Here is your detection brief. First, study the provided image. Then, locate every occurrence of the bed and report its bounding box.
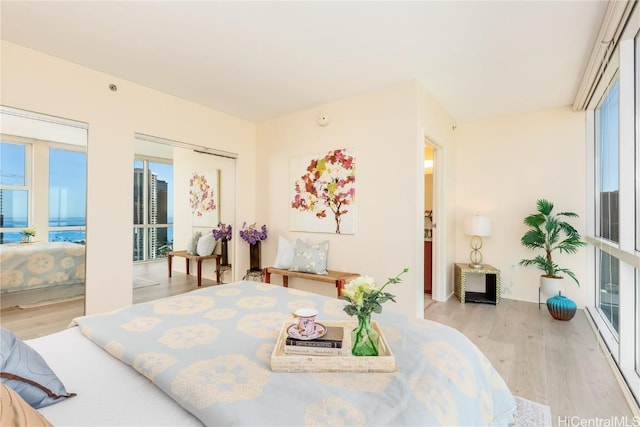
[25,281,516,426]
[0,241,85,308]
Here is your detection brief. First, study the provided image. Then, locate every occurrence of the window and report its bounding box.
[585,9,640,403]
[636,269,640,377]
[637,33,640,252]
[133,158,173,261]
[597,249,620,334]
[596,78,620,243]
[0,141,30,243]
[49,147,87,243]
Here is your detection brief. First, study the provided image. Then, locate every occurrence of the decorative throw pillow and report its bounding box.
[273,236,307,270]
[0,328,76,409]
[187,231,202,255]
[0,383,54,427]
[290,239,329,275]
[196,232,216,256]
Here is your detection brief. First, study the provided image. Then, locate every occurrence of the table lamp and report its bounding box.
[464,215,491,268]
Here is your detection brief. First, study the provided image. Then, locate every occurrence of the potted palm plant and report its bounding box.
[519,199,586,299]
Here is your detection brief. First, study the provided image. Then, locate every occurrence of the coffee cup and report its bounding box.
[292,308,318,337]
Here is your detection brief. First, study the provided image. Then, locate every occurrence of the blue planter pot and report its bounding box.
[546,293,577,321]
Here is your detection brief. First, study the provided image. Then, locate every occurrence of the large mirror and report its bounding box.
[0,107,87,337]
[132,135,237,304]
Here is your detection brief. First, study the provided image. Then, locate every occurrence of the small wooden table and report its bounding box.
[264,267,359,297]
[167,250,222,287]
[454,263,501,305]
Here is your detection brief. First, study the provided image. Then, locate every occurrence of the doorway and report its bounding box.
[423,144,434,296]
[423,138,439,309]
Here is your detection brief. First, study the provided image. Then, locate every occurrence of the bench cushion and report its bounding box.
[267,267,359,284]
[290,239,329,275]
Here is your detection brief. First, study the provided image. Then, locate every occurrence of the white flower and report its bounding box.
[21,228,36,236]
[343,276,377,308]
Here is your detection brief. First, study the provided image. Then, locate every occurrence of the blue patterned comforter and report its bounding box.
[74,281,516,426]
[0,242,85,293]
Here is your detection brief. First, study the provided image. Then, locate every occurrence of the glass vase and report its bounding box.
[351,314,379,356]
[249,241,261,271]
[220,240,229,265]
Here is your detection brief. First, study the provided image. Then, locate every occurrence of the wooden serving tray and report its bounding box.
[270,320,396,373]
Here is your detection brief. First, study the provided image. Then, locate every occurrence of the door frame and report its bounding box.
[424,136,446,303]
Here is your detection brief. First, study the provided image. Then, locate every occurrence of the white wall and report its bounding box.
[1,41,256,314]
[256,81,432,317]
[454,107,588,306]
[2,40,588,314]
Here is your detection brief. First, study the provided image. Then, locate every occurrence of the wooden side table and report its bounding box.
[454,263,501,305]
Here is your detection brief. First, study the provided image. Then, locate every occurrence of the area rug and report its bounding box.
[510,396,552,427]
[133,276,160,289]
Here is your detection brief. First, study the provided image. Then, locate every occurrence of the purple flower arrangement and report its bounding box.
[212,223,233,241]
[239,222,268,245]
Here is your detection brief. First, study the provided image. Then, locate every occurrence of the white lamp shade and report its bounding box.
[464,215,491,237]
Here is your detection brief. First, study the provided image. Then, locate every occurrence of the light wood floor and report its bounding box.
[424,297,637,424]
[0,260,219,340]
[1,264,636,424]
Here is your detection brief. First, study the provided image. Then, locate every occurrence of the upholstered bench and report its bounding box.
[263,267,359,297]
[167,250,222,287]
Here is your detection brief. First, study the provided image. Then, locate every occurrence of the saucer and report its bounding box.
[286,322,327,340]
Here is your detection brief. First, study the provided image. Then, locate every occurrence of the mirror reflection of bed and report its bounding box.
[0,111,237,340]
[0,107,88,338]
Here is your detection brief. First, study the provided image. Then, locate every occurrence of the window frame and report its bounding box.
[48,142,87,243]
[594,74,620,243]
[0,136,87,244]
[0,137,33,240]
[133,155,173,262]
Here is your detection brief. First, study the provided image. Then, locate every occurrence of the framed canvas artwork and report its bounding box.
[189,170,219,227]
[290,148,356,234]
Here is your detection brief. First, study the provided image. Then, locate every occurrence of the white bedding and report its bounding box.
[28,327,202,427]
[25,281,516,426]
[0,242,85,293]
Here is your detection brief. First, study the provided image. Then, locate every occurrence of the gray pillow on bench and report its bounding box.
[290,239,329,275]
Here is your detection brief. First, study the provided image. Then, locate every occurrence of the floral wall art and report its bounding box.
[290,148,356,234]
[189,170,219,227]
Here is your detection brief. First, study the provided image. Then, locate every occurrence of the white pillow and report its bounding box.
[273,236,307,269]
[196,233,216,256]
[187,232,202,255]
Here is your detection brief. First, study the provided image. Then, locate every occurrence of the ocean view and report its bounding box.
[1,217,173,245]
[1,217,86,243]
[0,217,173,247]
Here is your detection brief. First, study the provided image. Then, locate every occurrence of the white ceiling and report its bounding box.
[1,1,607,124]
